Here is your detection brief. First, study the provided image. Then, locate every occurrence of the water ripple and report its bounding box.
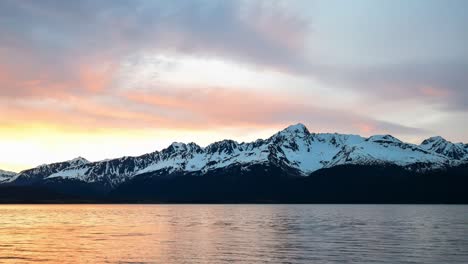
[0,204,467,263]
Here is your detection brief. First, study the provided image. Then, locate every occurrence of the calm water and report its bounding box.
[0,205,467,263]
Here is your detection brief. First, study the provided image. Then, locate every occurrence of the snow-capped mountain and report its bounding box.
[0,169,17,183]
[10,157,89,184]
[420,136,468,161]
[325,134,453,170]
[4,124,467,190]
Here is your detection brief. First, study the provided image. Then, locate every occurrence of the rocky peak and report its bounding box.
[168,142,186,150]
[421,136,447,146]
[366,134,402,144]
[186,142,203,153]
[160,142,191,159]
[206,140,239,154]
[278,123,310,136]
[420,136,467,160]
[271,124,310,145]
[163,142,203,154]
[68,157,90,166]
[0,169,17,183]
[0,169,17,176]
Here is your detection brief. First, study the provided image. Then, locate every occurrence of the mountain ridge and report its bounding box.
[0,169,17,183]
[3,123,467,194]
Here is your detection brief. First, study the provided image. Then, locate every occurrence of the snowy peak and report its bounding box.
[206,140,239,155]
[68,157,90,166]
[327,137,449,170]
[420,136,468,161]
[29,156,88,171]
[270,124,311,150]
[10,157,92,184]
[421,136,446,144]
[0,169,16,176]
[168,142,186,150]
[311,133,365,146]
[0,169,17,183]
[367,135,402,144]
[164,142,202,153]
[276,123,310,137]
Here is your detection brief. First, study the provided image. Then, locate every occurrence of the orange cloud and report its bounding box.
[122,86,426,136]
[77,57,119,93]
[0,45,118,99]
[1,74,427,142]
[355,122,377,134]
[419,86,450,98]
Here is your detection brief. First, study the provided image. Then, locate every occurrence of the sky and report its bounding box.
[1,0,467,172]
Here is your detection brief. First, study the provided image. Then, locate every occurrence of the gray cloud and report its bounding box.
[0,0,310,97]
[2,0,465,113]
[309,61,468,111]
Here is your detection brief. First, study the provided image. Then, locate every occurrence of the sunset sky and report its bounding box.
[1,0,467,172]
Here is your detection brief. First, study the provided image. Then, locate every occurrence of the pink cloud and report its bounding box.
[419,86,450,98]
[122,87,427,135]
[0,83,426,137]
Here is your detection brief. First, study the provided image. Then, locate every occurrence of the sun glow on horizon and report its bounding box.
[0,125,281,172]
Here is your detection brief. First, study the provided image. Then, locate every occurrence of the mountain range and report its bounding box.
[1,124,467,203]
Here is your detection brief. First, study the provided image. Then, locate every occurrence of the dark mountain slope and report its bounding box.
[108,164,468,204]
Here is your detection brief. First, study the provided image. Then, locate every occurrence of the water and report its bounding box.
[0,205,467,263]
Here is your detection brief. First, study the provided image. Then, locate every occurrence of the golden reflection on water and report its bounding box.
[0,205,167,263]
[0,204,467,263]
[0,205,278,263]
